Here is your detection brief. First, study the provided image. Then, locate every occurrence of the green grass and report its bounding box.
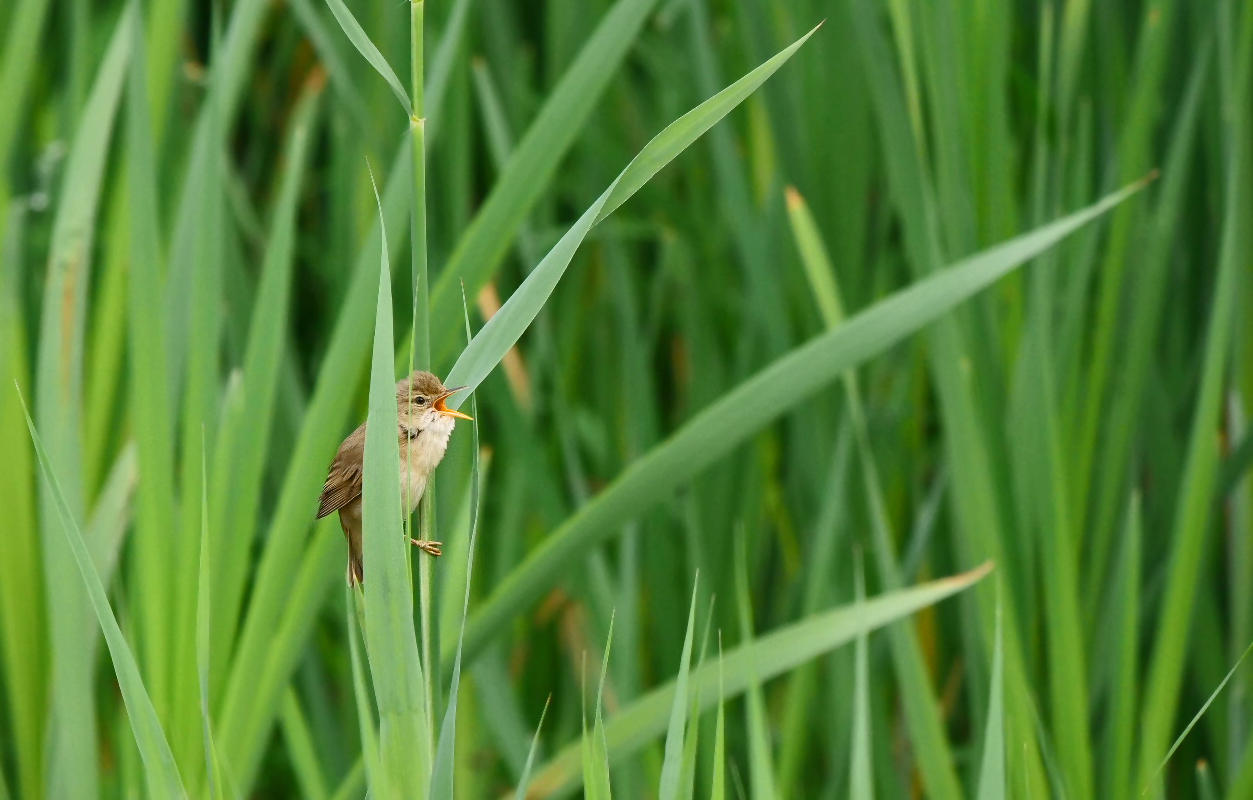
[0,0,1250,798]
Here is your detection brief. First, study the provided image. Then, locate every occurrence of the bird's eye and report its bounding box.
[415,396,427,406]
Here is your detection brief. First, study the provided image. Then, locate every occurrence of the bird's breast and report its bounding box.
[401,466,428,514]
[397,417,455,513]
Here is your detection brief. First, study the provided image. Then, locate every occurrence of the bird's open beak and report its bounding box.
[434,386,473,420]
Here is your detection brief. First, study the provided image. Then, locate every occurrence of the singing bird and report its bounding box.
[316,371,472,586]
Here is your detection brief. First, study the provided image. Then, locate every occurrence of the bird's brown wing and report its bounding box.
[317,423,366,519]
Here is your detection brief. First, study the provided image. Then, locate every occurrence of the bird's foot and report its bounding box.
[411,539,443,557]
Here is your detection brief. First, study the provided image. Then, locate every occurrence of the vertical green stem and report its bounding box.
[410,0,429,363]
[409,0,437,765]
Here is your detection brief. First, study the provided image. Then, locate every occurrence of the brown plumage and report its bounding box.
[316,371,471,586]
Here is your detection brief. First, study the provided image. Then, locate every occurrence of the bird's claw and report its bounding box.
[411,538,442,557]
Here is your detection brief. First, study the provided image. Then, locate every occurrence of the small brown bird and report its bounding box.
[316,371,472,586]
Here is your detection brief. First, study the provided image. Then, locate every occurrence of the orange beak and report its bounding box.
[434,387,473,420]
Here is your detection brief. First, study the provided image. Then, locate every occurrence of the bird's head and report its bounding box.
[397,370,472,433]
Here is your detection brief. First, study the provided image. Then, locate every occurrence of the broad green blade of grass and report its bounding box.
[327,759,366,800]
[216,140,410,791]
[197,435,219,799]
[786,187,846,328]
[437,452,491,640]
[207,77,322,700]
[281,689,328,800]
[322,0,412,118]
[419,0,659,369]
[443,24,818,399]
[514,696,552,800]
[142,0,188,150]
[0,0,50,176]
[1219,425,1253,504]
[1234,8,1253,768]
[0,204,44,800]
[32,10,131,797]
[774,425,853,797]
[17,391,187,798]
[360,168,430,798]
[1189,587,1227,772]
[786,185,963,800]
[455,177,1147,668]
[1082,45,1209,612]
[202,391,245,707]
[1055,0,1093,122]
[1233,398,1253,765]
[474,648,536,782]
[1098,495,1142,800]
[82,448,136,617]
[710,636,726,800]
[221,529,342,790]
[1135,37,1249,782]
[161,111,211,401]
[1011,297,1092,800]
[1071,0,1182,520]
[678,607,713,800]
[348,589,382,792]
[162,0,272,398]
[581,659,595,799]
[518,563,992,798]
[170,10,229,780]
[850,560,872,800]
[423,0,473,142]
[1196,761,1218,800]
[587,616,616,800]
[409,0,436,740]
[468,61,528,234]
[658,577,700,800]
[1012,28,1093,792]
[82,187,129,496]
[1232,727,1253,798]
[430,390,481,800]
[976,600,1005,800]
[735,537,777,800]
[1054,99,1100,394]
[124,0,181,735]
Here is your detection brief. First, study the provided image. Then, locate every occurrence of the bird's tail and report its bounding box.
[343,516,364,587]
[347,555,364,587]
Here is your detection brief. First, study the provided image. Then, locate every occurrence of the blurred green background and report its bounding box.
[0,0,1250,797]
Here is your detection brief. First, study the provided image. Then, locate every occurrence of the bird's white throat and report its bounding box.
[400,414,456,513]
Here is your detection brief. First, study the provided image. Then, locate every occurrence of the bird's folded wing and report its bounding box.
[316,423,366,518]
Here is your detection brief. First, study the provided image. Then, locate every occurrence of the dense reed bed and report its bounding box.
[0,0,1250,797]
